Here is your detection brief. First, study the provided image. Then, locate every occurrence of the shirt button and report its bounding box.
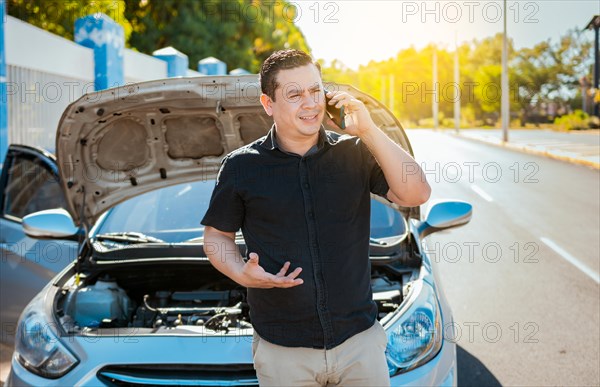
[303,183,309,188]
[308,212,314,218]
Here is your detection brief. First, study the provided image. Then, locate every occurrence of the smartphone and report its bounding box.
[324,89,346,129]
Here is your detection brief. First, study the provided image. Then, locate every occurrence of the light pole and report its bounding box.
[454,31,460,133]
[433,46,439,129]
[0,0,7,164]
[501,0,509,142]
[584,15,600,118]
[389,74,395,115]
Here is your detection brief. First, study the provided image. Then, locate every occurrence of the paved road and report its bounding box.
[407,129,600,386]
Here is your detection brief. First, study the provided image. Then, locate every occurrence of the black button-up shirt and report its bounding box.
[201,125,390,349]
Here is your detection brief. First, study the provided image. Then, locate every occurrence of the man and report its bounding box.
[201,49,431,386]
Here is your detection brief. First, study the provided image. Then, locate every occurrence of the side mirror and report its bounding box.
[418,200,472,238]
[23,208,80,240]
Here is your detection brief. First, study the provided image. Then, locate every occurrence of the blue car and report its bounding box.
[0,145,78,344]
[3,75,472,386]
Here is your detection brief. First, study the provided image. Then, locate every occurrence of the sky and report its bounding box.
[293,0,600,69]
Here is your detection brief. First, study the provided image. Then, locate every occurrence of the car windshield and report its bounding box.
[96,180,405,243]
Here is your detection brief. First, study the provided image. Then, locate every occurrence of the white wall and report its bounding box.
[6,16,170,87]
[124,48,167,83]
[5,16,94,81]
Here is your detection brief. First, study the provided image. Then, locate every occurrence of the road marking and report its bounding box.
[470,184,493,202]
[540,237,600,284]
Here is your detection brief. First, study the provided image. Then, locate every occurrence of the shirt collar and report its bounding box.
[259,124,335,152]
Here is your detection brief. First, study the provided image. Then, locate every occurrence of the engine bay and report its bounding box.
[56,262,413,335]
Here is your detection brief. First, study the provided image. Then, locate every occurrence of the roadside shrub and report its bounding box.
[554,110,591,131]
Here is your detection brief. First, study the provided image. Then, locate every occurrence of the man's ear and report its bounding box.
[260,94,273,116]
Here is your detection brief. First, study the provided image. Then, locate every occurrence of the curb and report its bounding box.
[445,131,600,170]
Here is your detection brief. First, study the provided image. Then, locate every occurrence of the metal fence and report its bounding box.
[6,65,90,152]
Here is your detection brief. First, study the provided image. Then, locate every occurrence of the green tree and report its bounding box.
[8,0,133,42]
[512,28,593,121]
[123,0,311,73]
[459,33,519,123]
[8,0,310,73]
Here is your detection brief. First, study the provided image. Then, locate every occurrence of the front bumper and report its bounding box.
[6,334,456,386]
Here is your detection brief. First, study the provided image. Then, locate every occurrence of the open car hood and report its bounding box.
[56,75,413,226]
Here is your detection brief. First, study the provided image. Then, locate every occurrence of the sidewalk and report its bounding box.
[440,128,600,169]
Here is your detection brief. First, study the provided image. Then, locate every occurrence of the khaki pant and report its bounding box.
[252,321,391,387]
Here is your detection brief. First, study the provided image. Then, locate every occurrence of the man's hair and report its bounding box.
[259,49,321,101]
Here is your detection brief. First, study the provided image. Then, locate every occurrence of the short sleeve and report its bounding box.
[200,154,245,232]
[357,139,390,199]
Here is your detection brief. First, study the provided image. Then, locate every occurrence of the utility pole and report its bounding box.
[389,74,395,114]
[584,16,600,118]
[501,0,509,142]
[0,0,7,164]
[381,75,387,108]
[454,31,460,133]
[595,23,600,118]
[433,46,439,130]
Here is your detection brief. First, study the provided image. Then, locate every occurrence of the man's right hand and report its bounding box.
[238,252,304,289]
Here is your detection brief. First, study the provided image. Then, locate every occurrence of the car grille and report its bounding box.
[97,364,258,386]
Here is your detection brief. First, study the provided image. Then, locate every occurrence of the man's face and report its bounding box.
[261,64,326,140]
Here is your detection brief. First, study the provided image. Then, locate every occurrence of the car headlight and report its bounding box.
[15,294,79,378]
[384,279,442,376]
